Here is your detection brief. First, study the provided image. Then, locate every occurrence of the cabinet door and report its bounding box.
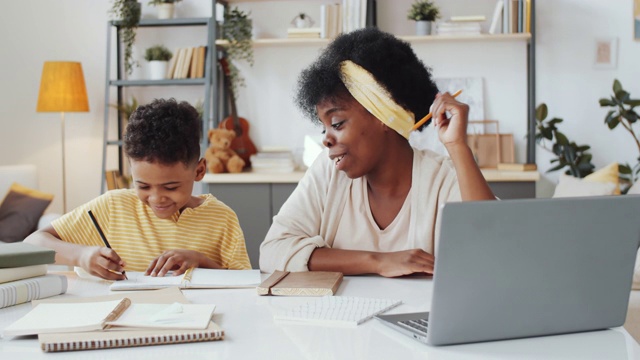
[271,183,299,216]
[208,183,271,269]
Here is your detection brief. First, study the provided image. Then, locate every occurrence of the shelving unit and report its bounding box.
[100,15,216,193]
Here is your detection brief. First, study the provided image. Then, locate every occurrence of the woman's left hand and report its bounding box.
[145,249,206,277]
[431,92,470,147]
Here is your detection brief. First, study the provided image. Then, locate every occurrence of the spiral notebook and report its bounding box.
[32,287,224,352]
[110,268,261,291]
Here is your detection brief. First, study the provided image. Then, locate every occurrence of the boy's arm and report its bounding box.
[24,225,126,280]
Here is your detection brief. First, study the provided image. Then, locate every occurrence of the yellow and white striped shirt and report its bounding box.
[52,189,251,271]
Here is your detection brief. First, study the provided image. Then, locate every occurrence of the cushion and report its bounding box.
[552,173,617,198]
[583,162,620,195]
[0,183,53,243]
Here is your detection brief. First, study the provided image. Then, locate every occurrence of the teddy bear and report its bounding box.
[204,129,245,174]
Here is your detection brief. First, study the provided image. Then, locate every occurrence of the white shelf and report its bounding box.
[216,33,530,47]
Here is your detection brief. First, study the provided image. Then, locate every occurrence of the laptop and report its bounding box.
[376,195,640,346]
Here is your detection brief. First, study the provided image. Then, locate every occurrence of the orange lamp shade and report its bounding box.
[36,61,89,112]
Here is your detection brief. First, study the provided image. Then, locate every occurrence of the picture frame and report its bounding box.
[594,37,618,69]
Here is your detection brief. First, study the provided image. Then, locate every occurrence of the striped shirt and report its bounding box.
[52,189,251,271]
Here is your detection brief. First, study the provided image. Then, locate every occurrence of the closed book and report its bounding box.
[0,274,67,309]
[0,242,55,268]
[0,264,47,284]
[257,270,343,296]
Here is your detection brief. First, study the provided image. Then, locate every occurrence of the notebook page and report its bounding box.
[2,300,124,336]
[110,271,184,291]
[106,303,216,330]
[189,269,261,288]
[274,296,402,327]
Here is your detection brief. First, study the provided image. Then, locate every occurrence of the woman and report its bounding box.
[259,27,494,277]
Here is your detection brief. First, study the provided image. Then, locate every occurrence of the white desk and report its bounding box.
[1,272,638,359]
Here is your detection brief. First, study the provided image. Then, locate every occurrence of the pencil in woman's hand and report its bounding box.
[411,89,463,131]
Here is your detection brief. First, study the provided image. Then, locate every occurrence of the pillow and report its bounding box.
[0,183,53,243]
[583,162,620,195]
[552,173,617,198]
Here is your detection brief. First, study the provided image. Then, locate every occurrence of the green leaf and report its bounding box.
[604,110,616,125]
[576,145,591,152]
[607,116,620,129]
[541,127,553,140]
[619,165,632,174]
[615,90,630,102]
[623,110,639,123]
[547,163,565,172]
[535,103,548,121]
[599,98,616,107]
[623,99,640,107]
[613,79,622,94]
[548,117,563,125]
[555,131,569,145]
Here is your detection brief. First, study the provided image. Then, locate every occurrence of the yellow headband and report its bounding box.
[339,60,415,139]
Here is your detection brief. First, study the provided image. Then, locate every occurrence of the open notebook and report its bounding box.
[26,287,224,352]
[110,268,261,291]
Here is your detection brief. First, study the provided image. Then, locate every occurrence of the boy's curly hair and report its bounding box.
[295,27,438,129]
[124,98,201,166]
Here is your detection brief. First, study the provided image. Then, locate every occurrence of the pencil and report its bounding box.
[411,89,463,131]
[87,210,127,279]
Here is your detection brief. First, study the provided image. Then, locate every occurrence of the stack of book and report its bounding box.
[250,149,296,173]
[0,242,67,309]
[287,27,322,39]
[436,16,485,36]
[165,46,207,79]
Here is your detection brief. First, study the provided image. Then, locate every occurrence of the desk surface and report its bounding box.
[1,272,636,359]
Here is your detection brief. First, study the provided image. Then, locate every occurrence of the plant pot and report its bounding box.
[415,21,432,36]
[157,3,175,19]
[148,61,168,80]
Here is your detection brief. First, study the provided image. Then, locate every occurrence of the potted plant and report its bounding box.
[407,0,441,36]
[111,0,141,75]
[291,13,314,28]
[222,7,254,100]
[144,45,172,80]
[148,0,182,19]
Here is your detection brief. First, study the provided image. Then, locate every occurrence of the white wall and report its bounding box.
[1,0,638,214]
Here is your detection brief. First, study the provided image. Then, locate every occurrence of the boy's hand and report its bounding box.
[145,249,223,277]
[78,246,127,280]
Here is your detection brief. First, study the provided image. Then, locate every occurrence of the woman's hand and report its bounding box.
[145,250,222,277]
[431,92,470,148]
[374,249,435,278]
[78,246,127,280]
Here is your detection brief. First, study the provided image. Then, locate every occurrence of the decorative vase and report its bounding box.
[148,61,167,80]
[157,3,175,19]
[415,20,432,36]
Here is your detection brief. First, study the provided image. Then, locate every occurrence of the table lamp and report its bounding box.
[36,61,89,213]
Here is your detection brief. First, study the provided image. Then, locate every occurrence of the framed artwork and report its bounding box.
[434,77,485,121]
[594,37,618,69]
[636,0,640,40]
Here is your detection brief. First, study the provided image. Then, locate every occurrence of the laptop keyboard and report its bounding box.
[398,318,429,335]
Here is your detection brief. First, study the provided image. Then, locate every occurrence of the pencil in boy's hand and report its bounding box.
[87,210,127,279]
[411,89,463,131]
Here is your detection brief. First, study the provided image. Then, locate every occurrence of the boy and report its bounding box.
[25,98,251,280]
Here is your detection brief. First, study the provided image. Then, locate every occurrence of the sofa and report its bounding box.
[0,164,59,243]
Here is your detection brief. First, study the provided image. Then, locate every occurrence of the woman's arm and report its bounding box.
[308,248,435,277]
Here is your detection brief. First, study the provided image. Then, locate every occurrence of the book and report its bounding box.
[172,48,185,79]
[189,46,199,78]
[165,48,179,79]
[33,287,224,352]
[3,298,131,336]
[0,264,47,284]
[489,0,504,34]
[0,242,55,268]
[196,46,206,78]
[274,296,402,326]
[0,274,67,309]
[450,15,486,22]
[110,268,261,291]
[497,163,537,171]
[257,270,343,296]
[180,47,194,78]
